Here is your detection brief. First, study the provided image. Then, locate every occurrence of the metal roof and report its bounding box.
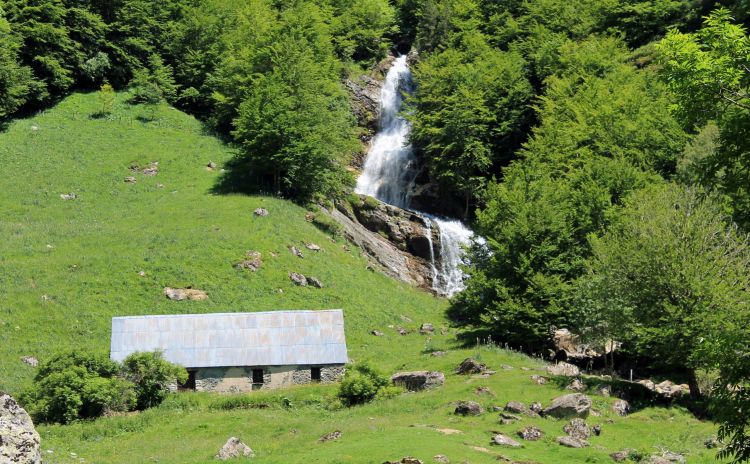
[110,310,348,368]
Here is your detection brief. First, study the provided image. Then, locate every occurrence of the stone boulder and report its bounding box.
[20,357,38,367]
[518,426,543,441]
[289,246,304,258]
[567,378,586,392]
[307,277,324,289]
[288,272,307,286]
[612,399,630,417]
[317,430,342,443]
[391,371,445,391]
[529,402,543,414]
[253,208,269,217]
[654,381,690,398]
[454,401,483,416]
[542,394,592,419]
[563,418,591,440]
[557,436,589,448]
[456,358,487,375]
[504,401,526,414]
[163,287,208,301]
[530,375,548,385]
[611,449,636,462]
[546,362,581,377]
[215,437,254,460]
[235,251,262,272]
[419,323,434,334]
[0,392,40,464]
[383,458,423,464]
[491,434,521,447]
[433,455,449,464]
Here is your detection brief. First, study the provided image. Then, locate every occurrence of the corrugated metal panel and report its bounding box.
[110,310,348,368]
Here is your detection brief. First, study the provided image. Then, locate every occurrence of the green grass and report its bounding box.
[0,92,724,463]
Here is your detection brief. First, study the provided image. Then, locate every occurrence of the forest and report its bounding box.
[2,0,750,461]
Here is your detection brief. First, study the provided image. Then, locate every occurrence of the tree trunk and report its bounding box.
[687,368,701,399]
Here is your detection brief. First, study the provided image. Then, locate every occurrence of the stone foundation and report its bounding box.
[190,364,345,393]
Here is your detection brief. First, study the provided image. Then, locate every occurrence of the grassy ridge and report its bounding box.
[0,92,722,463]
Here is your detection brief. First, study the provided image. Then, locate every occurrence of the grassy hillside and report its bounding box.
[0,92,447,394]
[0,92,723,463]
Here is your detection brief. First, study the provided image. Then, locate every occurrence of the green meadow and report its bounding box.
[0,93,723,463]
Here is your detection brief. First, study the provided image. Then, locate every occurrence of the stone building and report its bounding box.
[110,310,348,392]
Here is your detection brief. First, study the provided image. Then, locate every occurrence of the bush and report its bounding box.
[22,352,135,424]
[121,351,187,410]
[312,213,344,238]
[337,362,390,406]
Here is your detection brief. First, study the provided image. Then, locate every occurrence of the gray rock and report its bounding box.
[307,276,324,288]
[531,375,548,385]
[454,401,483,416]
[475,386,493,396]
[20,357,38,367]
[305,243,322,251]
[317,430,342,442]
[215,437,254,460]
[546,362,581,377]
[371,330,384,337]
[518,426,543,441]
[612,399,630,416]
[382,458,423,464]
[654,381,690,398]
[124,176,136,183]
[491,434,521,447]
[235,251,262,272]
[433,455,449,464]
[543,394,592,419]
[456,358,487,375]
[60,193,77,200]
[530,402,543,414]
[253,208,269,217]
[419,323,434,334]
[567,378,586,392]
[644,453,685,464]
[563,418,590,440]
[207,161,217,170]
[504,401,526,414]
[499,412,521,424]
[288,272,307,286]
[430,351,447,357]
[163,287,208,301]
[610,449,636,462]
[0,392,41,464]
[391,371,445,391]
[557,436,589,448]
[289,246,304,258]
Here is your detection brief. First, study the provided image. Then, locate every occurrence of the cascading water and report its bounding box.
[355,55,475,297]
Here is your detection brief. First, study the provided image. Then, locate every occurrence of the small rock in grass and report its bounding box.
[491,434,521,448]
[568,378,586,392]
[529,402,543,414]
[124,176,136,183]
[156,183,164,189]
[289,246,304,258]
[215,437,253,460]
[419,323,434,334]
[530,375,548,385]
[433,455,449,464]
[557,436,589,448]
[163,287,208,301]
[504,401,526,414]
[518,426,544,441]
[206,161,217,170]
[610,449,636,462]
[20,356,38,367]
[396,327,408,335]
[30,125,39,131]
[371,330,384,336]
[382,458,423,464]
[60,193,77,200]
[430,351,447,357]
[592,424,602,436]
[305,243,322,251]
[563,418,591,440]
[543,394,592,419]
[612,399,630,416]
[400,315,413,323]
[547,362,580,377]
[253,208,269,217]
[307,276,324,288]
[475,386,494,396]
[454,401,483,416]
[456,358,487,375]
[288,272,307,286]
[392,371,445,391]
[317,430,342,443]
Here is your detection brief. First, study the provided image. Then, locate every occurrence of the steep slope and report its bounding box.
[0,92,447,394]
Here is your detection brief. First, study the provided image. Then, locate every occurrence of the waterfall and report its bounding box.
[355,55,476,297]
[355,56,417,209]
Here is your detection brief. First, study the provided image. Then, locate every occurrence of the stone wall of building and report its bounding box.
[192,364,345,392]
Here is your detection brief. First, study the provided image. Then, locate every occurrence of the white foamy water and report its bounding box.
[355,55,475,297]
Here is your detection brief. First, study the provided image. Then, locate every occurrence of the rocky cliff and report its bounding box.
[330,194,439,291]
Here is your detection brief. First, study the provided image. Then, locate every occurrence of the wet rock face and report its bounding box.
[329,198,439,292]
[0,392,41,464]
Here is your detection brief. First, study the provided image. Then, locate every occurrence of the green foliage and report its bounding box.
[96,81,115,114]
[121,351,187,410]
[658,9,750,229]
[22,352,134,424]
[81,51,111,84]
[338,362,390,406]
[128,54,177,105]
[329,0,396,62]
[0,13,38,118]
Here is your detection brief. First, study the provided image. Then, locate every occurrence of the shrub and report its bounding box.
[312,213,343,238]
[121,351,187,410]
[22,352,135,424]
[337,362,390,406]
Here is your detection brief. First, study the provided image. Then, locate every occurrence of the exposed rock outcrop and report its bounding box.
[454,401,483,416]
[391,371,445,391]
[328,201,437,291]
[215,437,254,460]
[0,392,41,464]
[542,394,592,419]
[163,287,208,301]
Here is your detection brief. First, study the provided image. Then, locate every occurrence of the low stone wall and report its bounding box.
[192,364,344,393]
